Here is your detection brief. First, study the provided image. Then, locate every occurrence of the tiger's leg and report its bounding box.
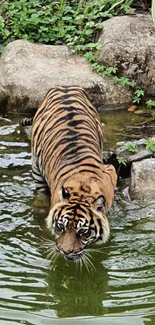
[32,162,50,211]
[32,159,48,192]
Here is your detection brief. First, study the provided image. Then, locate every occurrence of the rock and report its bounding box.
[130,158,155,200]
[0,40,132,113]
[116,139,153,163]
[98,14,155,95]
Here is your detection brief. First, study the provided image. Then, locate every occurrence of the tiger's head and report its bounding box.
[46,168,117,262]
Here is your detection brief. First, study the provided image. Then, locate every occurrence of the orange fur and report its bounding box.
[31,86,117,261]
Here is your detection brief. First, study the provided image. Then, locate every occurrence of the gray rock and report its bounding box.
[127,149,152,163]
[98,14,155,95]
[130,158,155,200]
[116,139,153,163]
[0,40,132,113]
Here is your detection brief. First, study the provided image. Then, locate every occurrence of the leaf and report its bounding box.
[152,0,155,26]
[127,143,139,153]
[61,282,68,289]
[104,66,117,75]
[133,109,144,115]
[85,42,98,48]
[84,28,93,35]
[95,22,103,29]
[118,77,130,86]
[0,15,5,28]
[146,99,155,109]
[86,21,95,28]
[134,89,145,97]
[4,29,10,37]
[39,26,49,31]
[128,105,137,112]
[117,156,127,166]
[146,139,155,152]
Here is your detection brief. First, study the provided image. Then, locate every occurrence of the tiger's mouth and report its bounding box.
[55,245,83,261]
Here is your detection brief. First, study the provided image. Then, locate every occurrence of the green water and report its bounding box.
[0,112,155,325]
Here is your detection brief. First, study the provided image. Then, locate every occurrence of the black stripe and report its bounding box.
[55,167,100,183]
[68,120,81,127]
[76,213,85,219]
[53,154,102,178]
[33,115,66,145]
[97,219,103,235]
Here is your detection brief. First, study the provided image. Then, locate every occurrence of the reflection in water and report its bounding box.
[0,115,155,325]
[46,253,109,318]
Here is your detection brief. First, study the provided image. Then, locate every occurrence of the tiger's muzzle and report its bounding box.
[56,228,83,261]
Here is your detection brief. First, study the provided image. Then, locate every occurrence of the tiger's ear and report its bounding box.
[105,164,117,188]
[93,196,105,214]
[101,164,117,210]
[60,186,70,201]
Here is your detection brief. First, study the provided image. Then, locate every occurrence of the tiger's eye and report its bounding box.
[85,229,91,238]
[78,228,90,238]
[55,223,64,234]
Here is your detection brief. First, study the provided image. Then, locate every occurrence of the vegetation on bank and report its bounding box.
[0,0,135,52]
[0,0,154,107]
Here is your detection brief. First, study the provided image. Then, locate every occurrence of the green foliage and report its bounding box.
[146,99,155,109]
[145,139,155,152]
[0,0,134,52]
[132,89,145,104]
[84,50,118,76]
[4,0,155,109]
[114,76,136,87]
[104,66,117,76]
[127,143,139,153]
[117,156,127,166]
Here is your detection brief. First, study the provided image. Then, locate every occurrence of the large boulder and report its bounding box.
[130,158,155,200]
[0,40,132,113]
[98,14,155,95]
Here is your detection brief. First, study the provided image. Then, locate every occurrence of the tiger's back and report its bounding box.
[32,86,104,202]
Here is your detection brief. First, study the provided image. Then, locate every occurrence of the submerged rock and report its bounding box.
[0,40,132,113]
[98,14,155,96]
[130,158,155,200]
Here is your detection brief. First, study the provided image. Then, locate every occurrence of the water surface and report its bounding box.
[0,112,155,325]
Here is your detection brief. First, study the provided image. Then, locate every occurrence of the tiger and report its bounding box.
[30,86,117,262]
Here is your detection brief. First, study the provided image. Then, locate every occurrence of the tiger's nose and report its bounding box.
[56,246,73,256]
[56,247,74,260]
[64,249,74,255]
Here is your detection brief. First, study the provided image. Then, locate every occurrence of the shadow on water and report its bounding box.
[0,111,155,325]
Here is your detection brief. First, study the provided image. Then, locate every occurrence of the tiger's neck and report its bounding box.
[50,169,103,206]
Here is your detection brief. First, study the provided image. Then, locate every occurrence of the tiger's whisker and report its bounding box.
[79,256,83,273]
[45,246,58,260]
[46,250,56,260]
[83,252,95,273]
[86,248,103,254]
[82,254,91,273]
[45,248,55,257]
